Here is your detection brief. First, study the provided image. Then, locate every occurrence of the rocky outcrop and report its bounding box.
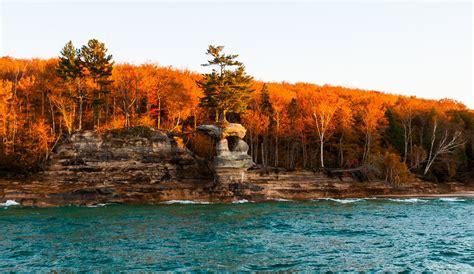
[197,123,253,187]
[0,126,473,207]
[48,127,212,183]
[197,123,252,169]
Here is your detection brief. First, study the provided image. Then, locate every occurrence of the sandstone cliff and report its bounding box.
[0,127,472,207]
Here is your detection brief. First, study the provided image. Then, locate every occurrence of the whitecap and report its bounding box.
[315,198,363,204]
[271,198,293,202]
[1,200,20,207]
[86,203,108,208]
[388,198,428,203]
[232,199,250,204]
[162,200,211,205]
[438,198,465,202]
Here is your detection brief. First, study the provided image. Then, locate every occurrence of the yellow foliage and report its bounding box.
[375,152,413,186]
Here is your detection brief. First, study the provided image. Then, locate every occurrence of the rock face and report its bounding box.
[197,123,252,169]
[1,126,473,207]
[197,123,253,185]
[49,128,211,182]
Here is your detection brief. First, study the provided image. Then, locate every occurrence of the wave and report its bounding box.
[315,198,364,204]
[232,199,251,204]
[388,198,429,203]
[438,198,465,202]
[270,198,293,202]
[1,200,20,207]
[85,203,109,208]
[162,200,211,205]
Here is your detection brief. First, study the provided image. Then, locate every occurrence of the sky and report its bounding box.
[1,1,473,108]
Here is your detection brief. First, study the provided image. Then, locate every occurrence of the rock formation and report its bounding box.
[1,125,473,207]
[197,123,253,186]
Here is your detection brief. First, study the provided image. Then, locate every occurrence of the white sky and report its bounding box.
[1,1,473,108]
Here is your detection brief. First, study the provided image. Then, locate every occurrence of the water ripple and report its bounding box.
[0,199,473,271]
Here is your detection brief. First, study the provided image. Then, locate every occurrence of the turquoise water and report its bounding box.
[1,198,473,271]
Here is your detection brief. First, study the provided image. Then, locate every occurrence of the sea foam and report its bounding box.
[271,198,293,202]
[315,198,364,204]
[232,199,250,204]
[85,203,109,208]
[162,200,211,205]
[388,198,428,203]
[438,198,465,202]
[0,200,20,207]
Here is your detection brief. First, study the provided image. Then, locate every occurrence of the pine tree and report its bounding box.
[57,41,85,130]
[260,84,274,118]
[80,39,114,127]
[385,108,404,154]
[198,45,253,122]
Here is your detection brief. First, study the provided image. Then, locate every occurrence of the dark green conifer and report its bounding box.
[57,40,85,130]
[198,45,253,122]
[80,39,114,127]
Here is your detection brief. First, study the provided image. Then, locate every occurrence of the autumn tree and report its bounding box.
[360,96,387,163]
[112,64,138,128]
[286,98,300,169]
[299,88,340,168]
[393,97,415,164]
[423,114,465,175]
[0,80,17,155]
[269,85,292,167]
[259,84,274,167]
[198,45,253,122]
[333,99,354,168]
[50,94,76,135]
[1,54,473,181]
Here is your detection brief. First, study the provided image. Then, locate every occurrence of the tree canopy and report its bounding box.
[0,41,472,184]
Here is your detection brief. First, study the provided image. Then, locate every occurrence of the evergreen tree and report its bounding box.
[80,39,114,85]
[385,108,405,154]
[80,39,114,127]
[57,41,85,130]
[198,45,253,122]
[260,84,274,118]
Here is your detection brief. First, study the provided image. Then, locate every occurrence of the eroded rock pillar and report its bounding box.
[197,123,253,186]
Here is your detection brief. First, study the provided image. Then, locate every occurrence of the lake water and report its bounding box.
[1,198,473,271]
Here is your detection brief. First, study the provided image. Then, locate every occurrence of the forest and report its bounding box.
[0,39,473,184]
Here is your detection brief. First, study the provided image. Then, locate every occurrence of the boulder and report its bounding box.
[196,125,222,139]
[222,123,246,139]
[197,123,246,139]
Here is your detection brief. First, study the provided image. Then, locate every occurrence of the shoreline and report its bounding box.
[373,192,474,199]
[2,130,471,208]
[1,188,473,208]
[1,169,473,207]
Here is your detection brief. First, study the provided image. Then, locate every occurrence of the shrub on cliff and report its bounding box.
[371,152,413,186]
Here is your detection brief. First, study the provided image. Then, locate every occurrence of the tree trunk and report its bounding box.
[113,96,116,123]
[78,94,83,131]
[424,119,437,175]
[157,97,161,129]
[338,134,344,168]
[47,94,56,135]
[403,124,408,163]
[320,138,325,168]
[275,130,279,167]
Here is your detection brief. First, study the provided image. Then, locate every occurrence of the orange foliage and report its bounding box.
[0,56,471,177]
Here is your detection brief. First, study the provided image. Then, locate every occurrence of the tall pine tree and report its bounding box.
[197,45,253,122]
[57,41,85,130]
[80,39,114,127]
